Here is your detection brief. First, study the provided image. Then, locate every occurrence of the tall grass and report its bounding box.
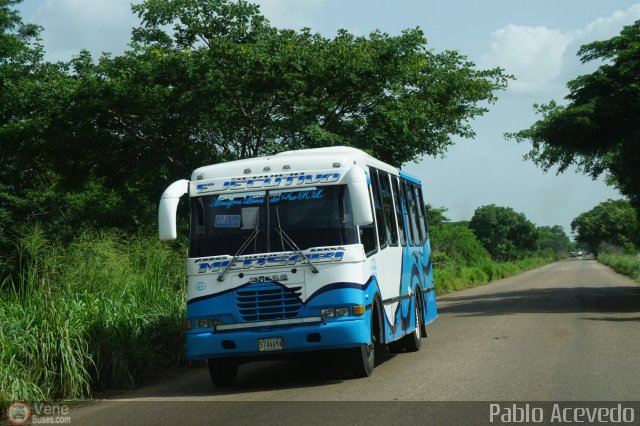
[598,253,640,282]
[434,256,554,294]
[0,227,186,403]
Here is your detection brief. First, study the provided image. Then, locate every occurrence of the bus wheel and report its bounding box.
[349,317,375,377]
[207,357,238,387]
[402,293,423,352]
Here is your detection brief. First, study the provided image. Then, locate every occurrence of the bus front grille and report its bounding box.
[235,284,303,322]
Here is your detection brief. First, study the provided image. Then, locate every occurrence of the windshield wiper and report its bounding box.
[217,227,260,282]
[274,207,319,274]
[276,226,319,273]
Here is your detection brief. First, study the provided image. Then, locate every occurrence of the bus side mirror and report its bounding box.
[158,179,189,240]
[346,166,374,226]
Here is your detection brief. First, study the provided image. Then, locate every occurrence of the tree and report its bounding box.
[429,221,490,267]
[468,204,537,261]
[507,20,640,218]
[130,0,511,166]
[571,199,639,254]
[425,204,449,227]
[0,0,76,244]
[0,0,511,243]
[536,225,570,258]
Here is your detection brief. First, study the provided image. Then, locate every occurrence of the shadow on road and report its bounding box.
[126,349,399,398]
[227,351,396,393]
[581,316,640,322]
[438,286,640,317]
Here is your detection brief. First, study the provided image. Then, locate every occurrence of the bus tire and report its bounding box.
[349,316,375,378]
[402,292,424,352]
[207,357,238,387]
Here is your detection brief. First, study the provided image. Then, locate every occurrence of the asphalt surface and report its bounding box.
[68,259,640,424]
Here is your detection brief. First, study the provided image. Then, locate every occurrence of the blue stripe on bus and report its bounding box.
[305,275,374,303]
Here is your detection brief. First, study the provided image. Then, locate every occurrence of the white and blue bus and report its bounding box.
[159,146,436,386]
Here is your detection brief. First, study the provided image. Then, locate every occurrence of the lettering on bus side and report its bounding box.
[196,251,345,273]
[222,172,341,191]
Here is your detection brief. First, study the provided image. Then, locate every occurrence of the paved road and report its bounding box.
[70,259,640,424]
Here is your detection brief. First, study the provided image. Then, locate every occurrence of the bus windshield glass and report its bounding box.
[189,185,358,257]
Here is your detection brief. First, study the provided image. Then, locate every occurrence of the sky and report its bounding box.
[16,0,640,237]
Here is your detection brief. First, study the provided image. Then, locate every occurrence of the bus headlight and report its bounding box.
[321,307,350,318]
[320,308,336,318]
[194,318,220,329]
[334,307,349,317]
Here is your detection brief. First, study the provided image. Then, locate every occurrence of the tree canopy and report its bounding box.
[507,19,640,218]
[425,204,450,227]
[468,204,538,261]
[429,221,491,267]
[128,0,511,166]
[536,225,570,257]
[0,0,510,244]
[571,199,639,254]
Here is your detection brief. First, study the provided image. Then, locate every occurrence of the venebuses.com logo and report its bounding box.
[6,402,30,425]
[5,401,71,424]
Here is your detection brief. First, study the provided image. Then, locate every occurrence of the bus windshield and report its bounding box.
[189,185,358,258]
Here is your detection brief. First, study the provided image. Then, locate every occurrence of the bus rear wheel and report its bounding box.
[207,357,239,387]
[402,293,424,352]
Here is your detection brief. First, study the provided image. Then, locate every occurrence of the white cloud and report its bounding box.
[581,3,640,42]
[481,3,640,95]
[480,25,573,93]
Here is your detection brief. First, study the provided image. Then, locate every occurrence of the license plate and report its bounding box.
[258,337,284,352]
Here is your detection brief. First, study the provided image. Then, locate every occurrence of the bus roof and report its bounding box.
[399,170,422,185]
[191,146,401,181]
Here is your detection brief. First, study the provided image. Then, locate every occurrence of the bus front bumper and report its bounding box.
[186,316,369,360]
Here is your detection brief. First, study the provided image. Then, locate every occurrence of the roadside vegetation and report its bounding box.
[0,228,186,404]
[568,199,640,283]
[428,206,566,294]
[598,254,640,282]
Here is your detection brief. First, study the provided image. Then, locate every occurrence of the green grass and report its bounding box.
[0,226,186,404]
[434,256,555,294]
[597,253,640,282]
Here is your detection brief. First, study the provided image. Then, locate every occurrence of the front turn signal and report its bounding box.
[353,305,365,316]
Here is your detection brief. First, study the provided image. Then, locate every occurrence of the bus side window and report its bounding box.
[416,187,428,244]
[371,168,388,249]
[409,184,423,244]
[391,177,406,246]
[379,171,398,246]
[402,180,415,246]
[360,169,378,256]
